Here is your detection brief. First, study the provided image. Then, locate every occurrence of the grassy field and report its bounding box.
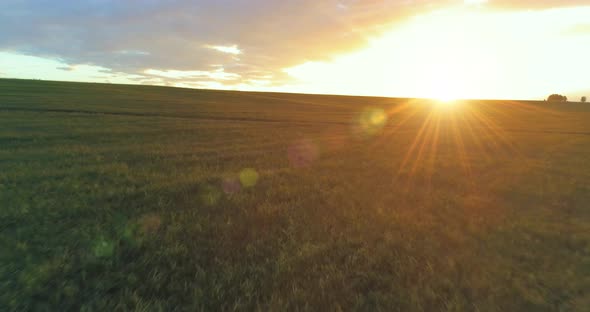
[1,78,590,311]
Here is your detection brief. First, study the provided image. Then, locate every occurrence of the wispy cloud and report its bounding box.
[206,45,242,55]
[144,68,240,81]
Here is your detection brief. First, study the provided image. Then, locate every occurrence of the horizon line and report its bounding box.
[0,77,574,103]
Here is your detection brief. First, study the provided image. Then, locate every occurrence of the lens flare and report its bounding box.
[288,138,320,168]
[239,168,259,188]
[222,177,241,194]
[354,107,388,138]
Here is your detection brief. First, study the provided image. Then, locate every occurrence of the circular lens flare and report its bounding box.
[239,168,259,188]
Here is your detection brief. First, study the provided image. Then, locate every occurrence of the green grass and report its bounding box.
[1,78,589,311]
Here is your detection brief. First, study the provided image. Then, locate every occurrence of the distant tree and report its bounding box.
[582,96,587,103]
[547,94,567,102]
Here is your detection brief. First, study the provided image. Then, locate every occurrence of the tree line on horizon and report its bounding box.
[546,94,588,103]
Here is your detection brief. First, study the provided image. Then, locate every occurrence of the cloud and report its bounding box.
[0,0,457,86]
[144,68,241,81]
[0,0,588,92]
[56,66,74,71]
[206,45,242,55]
[464,0,488,5]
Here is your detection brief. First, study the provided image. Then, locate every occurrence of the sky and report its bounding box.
[1,0,589,100]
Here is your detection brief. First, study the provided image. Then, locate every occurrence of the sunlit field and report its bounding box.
[1,79,590,311]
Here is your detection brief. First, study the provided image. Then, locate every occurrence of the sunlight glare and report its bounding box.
[283,6,590,100]
[436,96,457,104]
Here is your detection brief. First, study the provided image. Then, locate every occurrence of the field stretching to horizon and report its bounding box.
[1,78,589,311]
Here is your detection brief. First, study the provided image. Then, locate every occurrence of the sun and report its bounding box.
[430,88,460,107]
[436,95,457,103]
[433,96,459,110]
